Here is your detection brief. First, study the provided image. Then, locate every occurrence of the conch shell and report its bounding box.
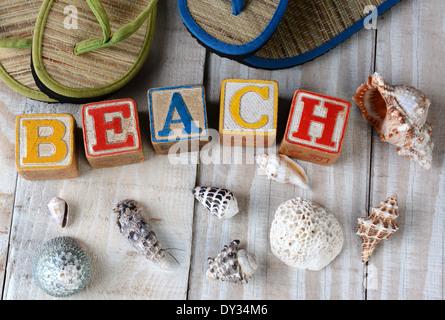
[193,187,239,220]
[47,196,69,228]
[353,73,433,169]
[113,199,169,268]
[206,240,258,284]
[356,194,400,263]
[256,153,309,189]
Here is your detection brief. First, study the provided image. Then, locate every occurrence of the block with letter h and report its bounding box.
[148,85,209,154]
[219,79,278,147]
[16,114,78,180]
[279,90,351,166]
[82,99,144,168]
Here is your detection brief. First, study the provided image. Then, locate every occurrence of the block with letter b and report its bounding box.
[219,79,278,147]
[15,114,78,180]
[148,85,209,154]
[279,90,351,166]
[82,99,144,168]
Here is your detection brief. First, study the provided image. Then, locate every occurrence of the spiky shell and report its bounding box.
[113,199,168,268]
[206,240,257,284]
[32,237,90,297]
[193,187,239,220]
[357,194,400,263]
[353,73,433,169]
[256,154,309,189]
[47,196,69,228]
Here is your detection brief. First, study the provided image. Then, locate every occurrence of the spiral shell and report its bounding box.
[256,154,309,189]
[113,199,169,268]
[193,187,239,220]
[353,73,433,169]
[32,237,90,297]
[47,197,69,228]
[357,194,400,263]
[206,240,257,284]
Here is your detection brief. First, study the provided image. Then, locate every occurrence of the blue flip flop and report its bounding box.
[179,0,402,70]
[243,0,402,69]
[178,0,289,58]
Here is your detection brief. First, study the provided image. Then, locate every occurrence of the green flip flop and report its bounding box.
[0,1,55,102]
[31,0,158,103]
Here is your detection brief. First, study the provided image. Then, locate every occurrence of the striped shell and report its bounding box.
[193,187,239,220]
[32,237,90,297]
[256,154,309,189]
[357,194,400,263]
[206,240,257,284]
[113,199,169,268]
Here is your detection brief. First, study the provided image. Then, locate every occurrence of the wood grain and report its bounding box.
[366,0,445,300]
[1,0,206,299]
[0,0,443,300]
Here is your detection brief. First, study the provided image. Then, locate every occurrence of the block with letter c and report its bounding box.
[219,79,278,147]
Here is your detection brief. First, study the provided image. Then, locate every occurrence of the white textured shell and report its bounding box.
[357,194,399,263]
[193,187,239,220]
[256,154,309,189]
[47,196,69,228]
[206,240,258,284]
[353,73,434,169]
[270,198,343,271]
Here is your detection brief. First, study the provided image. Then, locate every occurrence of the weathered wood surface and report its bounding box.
[0,0,443,300]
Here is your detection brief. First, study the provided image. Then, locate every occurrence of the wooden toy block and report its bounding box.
[148,85,209,154]
[219,79,278,147]
[82,99,144,168]
[279,90,351,166]
[15,114,78,180]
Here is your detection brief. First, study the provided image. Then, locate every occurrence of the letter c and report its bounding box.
[230,86,269,129]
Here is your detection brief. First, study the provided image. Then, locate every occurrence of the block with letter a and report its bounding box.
[82,99,144,168]
[279,90,351,166]
[219,79,278,147]
[148,85,209,154]
[15,114,78,180]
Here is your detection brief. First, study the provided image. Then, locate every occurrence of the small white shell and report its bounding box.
[47,197,69,228]
[256,153,309,189]
[193,187,239,220]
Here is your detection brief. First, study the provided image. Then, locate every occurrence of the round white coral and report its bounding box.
[270,198,344,271]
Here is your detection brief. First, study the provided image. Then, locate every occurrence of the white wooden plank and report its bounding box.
[2,0,206,299]
[188,22,377,299]
[367,0,445,300]
[0,86,28,294]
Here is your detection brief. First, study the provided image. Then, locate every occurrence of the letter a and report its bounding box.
[158,92,202,137]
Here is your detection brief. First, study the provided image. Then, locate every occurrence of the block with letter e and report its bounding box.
[82,99,144,168]
[15,114,78,180]
[148,85,209,154]
[279,90,351,166]
[219,79,278,147]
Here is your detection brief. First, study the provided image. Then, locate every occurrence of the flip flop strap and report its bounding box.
[0,38,32,48]
[74,0,158,55]
[231,0,245,15]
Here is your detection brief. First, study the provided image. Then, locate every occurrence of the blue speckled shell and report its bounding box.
[32,237,90,297]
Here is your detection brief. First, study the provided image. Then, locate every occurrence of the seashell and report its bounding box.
[256,153,309,189]
[270,198,343,271]
[206,240,257,284]
[356,194,400,263]
[32,237,90,297]
[47,196,69,228]
[193,187,239,220]
[353,73,434,169]
[113,199,169,268]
